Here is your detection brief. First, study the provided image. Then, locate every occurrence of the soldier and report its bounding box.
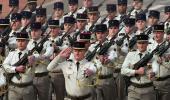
[19,11,32,32]
[27,0,37,12]
[3,32,36,100]
[27,22,54,100]
[130,0,143,18]
[103,4,117,27]
[116,0,128,21]
[147,10,160,27]
[164,6,170,30]
[64,0,79,18]
[52,2,64,25]
[76,13,88,33]
[86,6,101,32]
[88,24,118,100]
[47,41,98,100]
[8,13,22,51]
[150,27,170,100]
[8,0,19,14]
[48,19,66,100]
[121,34,158,100]
[135,13,147,35]
[35,8,46,25]
[77,0,93,13]
[107,20,120,40]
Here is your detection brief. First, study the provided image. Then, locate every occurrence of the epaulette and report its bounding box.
[67,59,73,62]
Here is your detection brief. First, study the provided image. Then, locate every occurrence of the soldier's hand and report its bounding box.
[84,68,94,77]
[15,65,26,73]
[157,57,163,64]
[98,55,105,64]
[135,67,145,75]
[59,47,72,59]
[103,55,110,64]
[28,55,35,65]
[148,71,155,80]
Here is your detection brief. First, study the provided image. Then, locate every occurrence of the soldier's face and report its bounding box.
[30,29,42,40]
[73,49,86,61]
[137,41,148,52]
[17,39,28,51]
[69,4,78,13]
[147,17,158,26]
[109,26,119,36]
[36,16,46,24]
[21,18,31,27]
[165,12,170,22]
[107,12,117,20]
[50,27,60,37]
[118,4,127,14]
[77,20,87,30]
[154,32,164,42]
[11,20,21,30]
[134,2,143,10]
[54,9,64,18]
[125,26,133,34]
[28,3,37,12]
[83,0,93,8]
[64,23,75,32]
[136,20,146,30]
[96,32,107,42]
[88,13,99,23]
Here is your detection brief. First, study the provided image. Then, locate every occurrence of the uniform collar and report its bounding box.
[16,49,28,54]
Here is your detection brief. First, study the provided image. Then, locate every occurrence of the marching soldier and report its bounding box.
[52,2,64,26]
[0,18,10,35]
[27,0,37,12]
[48,19,66,100]
[135,13,147,35]
[116,0,128,21]
[147,10,160,27]
[3,32,36,100]
[103,4,117,27]
[88,24,118,100]
[147,25,170,100]
[27,22,54,100]
[130,0,143,18]
[121,34,158,100]
[164,6,170,30]
[64,0,79,18]
[76,13,88,33]
[47,42,98,100]
[19,11,32,32]
[35,8,47,28]
[8,13,22,51]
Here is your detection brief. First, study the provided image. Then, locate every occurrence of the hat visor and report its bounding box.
[79,39,90,41]
[27,1,37,4]
[137,40,148,43]
[77,19,87,21]
[88,11,99,14]
[49,25,60,28]
[73,47,86,49]
[16,38,29,40]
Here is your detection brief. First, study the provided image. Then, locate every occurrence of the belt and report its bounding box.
[11,81,33,88]
[67,93,91,100]
[156,75,170,81]
[131,82,153,88]
[98,74,113,79]
[35,72,48,77]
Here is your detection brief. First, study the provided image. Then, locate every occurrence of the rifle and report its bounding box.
[12,30,51,79]
[133,42,164,80]
[116,27,137,46]
[85,43,101,61]
[156,41,170,57]
[97,27,123,55]
[67,30,81,46]
[56,25,74,46]
[39,0,46,8]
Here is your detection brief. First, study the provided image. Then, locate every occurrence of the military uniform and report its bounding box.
[48,20,65,100]
[164,6,170,30]
[121,35,158,100]
[47,42,98,100]
[87,24,118,100]
[3,32,36,100]
[27,22,54,100]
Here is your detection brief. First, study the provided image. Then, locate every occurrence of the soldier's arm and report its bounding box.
[121,52,136,76]
[2,52,16,73]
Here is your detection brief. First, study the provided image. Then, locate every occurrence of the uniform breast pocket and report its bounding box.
[65,69,74,79]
